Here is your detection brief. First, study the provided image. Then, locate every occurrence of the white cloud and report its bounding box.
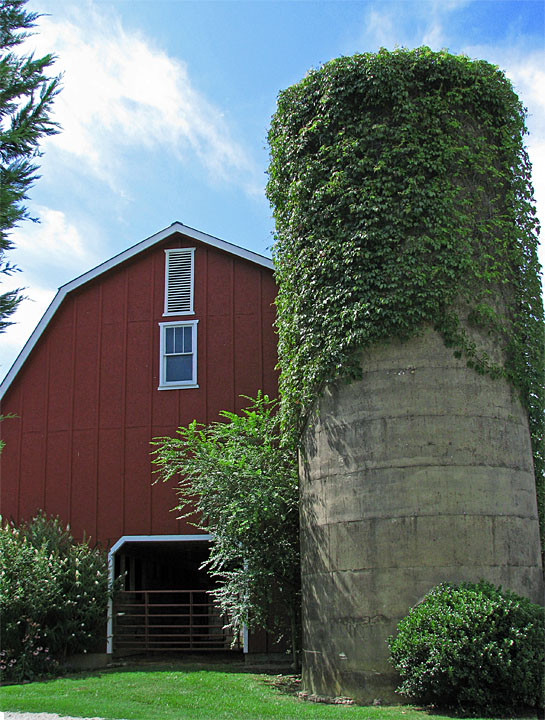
[420,0,451,48]
[0,207,102,375]
[363,8,397,48]
[13,206,91,270]
[25,5,257,192]
[421,21,443,49]
[358,0,471,51]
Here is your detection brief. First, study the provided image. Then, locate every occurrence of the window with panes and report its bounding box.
[159,248,198,389]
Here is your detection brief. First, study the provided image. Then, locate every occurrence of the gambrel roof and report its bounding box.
[0,221,273,399]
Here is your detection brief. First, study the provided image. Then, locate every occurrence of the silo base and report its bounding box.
[300,328,544,704]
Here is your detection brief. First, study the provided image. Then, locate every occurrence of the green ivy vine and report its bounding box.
[266,47,544,546]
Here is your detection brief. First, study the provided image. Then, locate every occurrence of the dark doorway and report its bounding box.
[112,539,240,655]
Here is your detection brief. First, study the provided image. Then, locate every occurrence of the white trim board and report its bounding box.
[108,532,213,558]
[0,222,273,399]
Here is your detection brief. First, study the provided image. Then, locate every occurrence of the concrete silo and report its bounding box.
[300,325,543,702]
[267,48,544,703]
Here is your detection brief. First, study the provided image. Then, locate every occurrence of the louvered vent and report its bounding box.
[165,248,194,315]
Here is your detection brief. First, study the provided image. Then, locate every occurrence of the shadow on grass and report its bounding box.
[1,651,290,687]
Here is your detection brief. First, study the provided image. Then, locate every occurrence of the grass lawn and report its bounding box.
[0,658,516,720]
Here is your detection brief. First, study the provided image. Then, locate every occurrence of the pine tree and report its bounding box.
[0,0,60,331]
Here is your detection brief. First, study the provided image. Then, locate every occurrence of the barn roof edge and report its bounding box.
[0,222,273,400]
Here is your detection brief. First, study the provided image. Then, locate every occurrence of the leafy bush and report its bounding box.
[388,581,545,716]
[0,513,109,682]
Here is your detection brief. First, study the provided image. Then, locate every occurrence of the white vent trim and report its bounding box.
[164,248,195,316]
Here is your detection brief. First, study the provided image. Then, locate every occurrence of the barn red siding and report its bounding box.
[0,232,278,546]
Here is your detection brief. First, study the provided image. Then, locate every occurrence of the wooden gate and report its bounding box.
[113,589,240,654]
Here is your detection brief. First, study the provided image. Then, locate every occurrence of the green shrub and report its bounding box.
[0,513,109,682]
[388,581,544,716]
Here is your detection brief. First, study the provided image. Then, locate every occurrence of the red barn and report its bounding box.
[0,222,279,657]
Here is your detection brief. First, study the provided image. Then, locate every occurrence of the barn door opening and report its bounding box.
[110,537,240,656]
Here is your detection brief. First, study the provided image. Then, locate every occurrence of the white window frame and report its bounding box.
[163,248,195,316]
[158,319,199,390]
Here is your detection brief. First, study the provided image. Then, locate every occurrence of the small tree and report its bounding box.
[0,0,61,331]
[152,394,300,665]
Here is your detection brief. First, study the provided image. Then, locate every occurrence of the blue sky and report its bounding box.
[1,0,544,379]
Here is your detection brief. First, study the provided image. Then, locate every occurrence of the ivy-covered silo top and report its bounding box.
[266,47,543,539]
